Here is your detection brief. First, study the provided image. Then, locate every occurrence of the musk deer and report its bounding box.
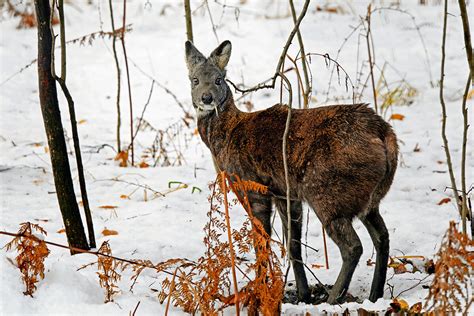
[185,40,398,304]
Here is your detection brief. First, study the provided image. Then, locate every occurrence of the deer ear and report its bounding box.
[209,40,232,70]
[185,41,205,71]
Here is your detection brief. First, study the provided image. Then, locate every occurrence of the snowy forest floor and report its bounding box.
[0,0,472,315]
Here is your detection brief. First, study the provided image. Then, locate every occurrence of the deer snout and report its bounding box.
[201,93,213,105]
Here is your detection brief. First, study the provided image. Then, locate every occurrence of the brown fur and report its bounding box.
[199,99,397,225]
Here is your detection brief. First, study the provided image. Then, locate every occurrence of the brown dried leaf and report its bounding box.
[311,263,325,269]
[138,161,149,168]
[437,198,451,205]
[114,151,128,167]
[409,302,422,313]
[102,228,118,236]
[99,205,118,209]
[390,113,405,121]
[467,90,474,100]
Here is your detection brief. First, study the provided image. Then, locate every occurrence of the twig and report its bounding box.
[0,58,37,87]
[95,178,165,198]
[229,67,294,102]
[129,80,155,148]
[322,226,329,269]
[164,267,179,316]
[108,0,122,152]
[204,0,219,43]
[220,173,240,315]
[279,72,293,267]
[64,26,132,46]
[364,5,378,114]
[0,27,130,88]
[304,53,356,103]
[295,258,328,293]
[119,0,134,165]
[130,301,140,316]
[0,230,179,278]
[55,0,96,248]
[439,0,462,220]
[127,57,191,118]
[229,0,311,94]
[372,7,434,86]
[289,0,311,108]
[325,22,363,103]
[395,274,431,298]
[286,55,305,104]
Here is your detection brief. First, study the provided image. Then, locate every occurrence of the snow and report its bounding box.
[0,0,472,315]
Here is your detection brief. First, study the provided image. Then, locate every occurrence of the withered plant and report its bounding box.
[93,241,124,303]
[156,172,284,315]
[3,222,50,296]
[138,118,193,167]
[425,221,474,314]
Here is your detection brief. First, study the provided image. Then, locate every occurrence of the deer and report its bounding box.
[185,40,398,305]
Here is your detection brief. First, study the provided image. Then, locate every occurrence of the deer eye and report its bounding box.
[215,77,222,85]
[192,78,199,85]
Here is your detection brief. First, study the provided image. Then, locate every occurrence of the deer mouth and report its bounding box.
[196,103,219,117]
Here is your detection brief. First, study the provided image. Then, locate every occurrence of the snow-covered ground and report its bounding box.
[0,0,472,315]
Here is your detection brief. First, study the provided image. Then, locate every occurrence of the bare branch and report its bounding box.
[439,0,462,220]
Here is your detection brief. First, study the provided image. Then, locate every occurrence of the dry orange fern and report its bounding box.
[425,221,474,314]
[96,241,123,303]
[3,222,50,296]
[156,172,284,315]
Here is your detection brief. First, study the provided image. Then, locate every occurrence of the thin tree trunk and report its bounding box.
[184,0,193,42]
[460,74,471,236]
[120,0,134,166]
[458,0,474,83]
[440,0,463,221]
[109,0,121,152]
[289,0,311,108]
[366,5,378,114]
[34,0,89,253]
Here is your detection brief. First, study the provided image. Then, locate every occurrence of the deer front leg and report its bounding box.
[275,199,311,303]
[248,192,272,236]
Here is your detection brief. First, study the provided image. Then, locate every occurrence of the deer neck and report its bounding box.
[197,88,242,157]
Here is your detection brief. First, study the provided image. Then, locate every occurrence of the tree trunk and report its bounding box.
[184,0,194,42]
[458,0,474,83]
[34,0,89,253]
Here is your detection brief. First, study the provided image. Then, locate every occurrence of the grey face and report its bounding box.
[185,40,232,118]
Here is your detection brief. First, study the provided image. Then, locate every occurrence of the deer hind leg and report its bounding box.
[323,216,363,304]
[275,199,311,303]
[359,205,389,302]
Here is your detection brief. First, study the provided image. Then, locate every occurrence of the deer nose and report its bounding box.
[202,93,213,105]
